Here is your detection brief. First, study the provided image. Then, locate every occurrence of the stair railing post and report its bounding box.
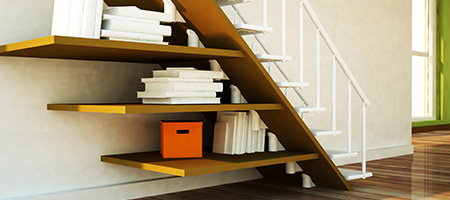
[299,0,304,83]
[362,102,367,176]
[332,55,336,131]
[263,0,268,27]
[347,80,352,153]
[281,0,286,57]
[315,29,321,108]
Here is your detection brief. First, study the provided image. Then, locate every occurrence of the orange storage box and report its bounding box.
[160,121,203,158]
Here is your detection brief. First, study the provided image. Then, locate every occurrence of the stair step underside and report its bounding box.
[217,0,252,6]
[276,82,310,88]
[234,23,273,35]
[326,150,358,159]
[256,54,292,62]
[310,129,342,136]
[295,107,326,113]
[339,168,373,181]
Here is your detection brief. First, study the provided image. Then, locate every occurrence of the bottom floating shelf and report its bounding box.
[101,151,319,177]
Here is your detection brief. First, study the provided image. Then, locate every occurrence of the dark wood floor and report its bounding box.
[138,131,450,200]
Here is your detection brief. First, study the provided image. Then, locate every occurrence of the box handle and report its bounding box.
[177,129,190,134]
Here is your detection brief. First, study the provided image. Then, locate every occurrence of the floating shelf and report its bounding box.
[0,36,244,63]
[47,103,284,114]
[101,151,319,177]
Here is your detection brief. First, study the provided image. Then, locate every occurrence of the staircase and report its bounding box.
[136,0,372,188]
[216,0,373,180]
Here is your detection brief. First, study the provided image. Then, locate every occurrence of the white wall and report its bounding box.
[0,0,412,199]
[227,0,412,165]
[0,1,261,199]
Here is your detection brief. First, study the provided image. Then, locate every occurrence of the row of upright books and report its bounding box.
[213,111,268,155]
[138,68,224,104]
[51,0,178,44]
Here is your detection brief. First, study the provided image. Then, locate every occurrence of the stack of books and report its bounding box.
[138,68,224,104]
[213,110,268,155]
[101,6,173,44]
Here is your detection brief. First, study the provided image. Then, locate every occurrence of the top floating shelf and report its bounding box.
[0,36,244,63]
[47,103,284,114]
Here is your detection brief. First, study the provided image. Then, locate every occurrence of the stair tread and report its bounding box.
[295,107,326,113]
[234,23,273,35]
[339,168,373,180]
[218,0,252,6]
[326,150,358,159]
[256,54,292,62]
[276,82,310,88]
[310,129,343,136]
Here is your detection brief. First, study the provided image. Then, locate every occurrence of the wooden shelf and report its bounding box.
[101,151,319,177]
[0,36,244,63]
[47,103,284,114]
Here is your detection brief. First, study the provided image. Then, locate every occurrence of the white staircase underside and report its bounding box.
[276,82,310,88]
[339,168,373,180]
[326,150,358,159]
[256,54,292,62]
[310,129,342,136]
[217,0,252,6]
[234,23,273,35]
[295,107,326,113]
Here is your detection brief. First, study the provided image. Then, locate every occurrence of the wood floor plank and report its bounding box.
[137,130,450,200]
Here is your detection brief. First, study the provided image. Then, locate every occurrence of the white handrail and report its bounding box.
[302,0,371,106]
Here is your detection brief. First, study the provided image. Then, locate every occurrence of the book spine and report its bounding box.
[103,14,160,25]
[51,0,72,36]
[102,20,172,36]
[104,7,169,21]
[101,30,163,42]
[69,0,83,37]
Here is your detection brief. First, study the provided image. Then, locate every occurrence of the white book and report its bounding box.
[141,77,213,83]
[101,30,163,42]
[51,0,72,36]
[240,112,248,154]
[81,0,98,38]
[249,110,260,131]
[257,129,266,152]
[106,37,169,45]
[167,67,196,70]
[103,14,160,25]
[102,19,172,36]
[104,6,172,22]
[92,0,104,38]
[252,131,258,153]
[137,91,216,98]
[213,122,228,154]
[153,70,224,79]
[142,97,220,104]
[235,112,246,154]
[69,0,84,36]
[246,112,255,153]
[219,115,238,154]
[145,82,223,92]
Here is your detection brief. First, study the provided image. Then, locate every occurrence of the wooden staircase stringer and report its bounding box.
[171,0,352,191]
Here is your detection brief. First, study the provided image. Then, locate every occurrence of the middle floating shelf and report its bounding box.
[47,103,284,114]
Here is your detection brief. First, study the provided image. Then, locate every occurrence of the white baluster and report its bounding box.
[299,1,304,83]
[362,102,367,176]
[315,29,321,107]
[347,80,352,153]
[263,0,268,27]
[281,0,286,56]
[332,55,336,131]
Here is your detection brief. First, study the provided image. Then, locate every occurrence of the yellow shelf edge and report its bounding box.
[47,103,284,114]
